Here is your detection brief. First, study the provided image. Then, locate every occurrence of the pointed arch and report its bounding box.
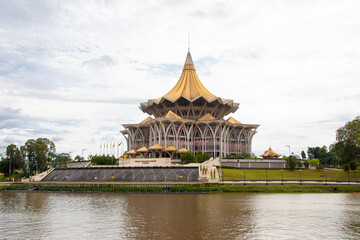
[177,124,188,149]
[165,122,177,148]
[192,125,203,152]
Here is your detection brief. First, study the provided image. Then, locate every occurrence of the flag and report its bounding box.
[118,141,122,146]
[113,142,115,147]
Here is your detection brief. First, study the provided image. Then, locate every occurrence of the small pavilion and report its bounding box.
[260,147,282,159]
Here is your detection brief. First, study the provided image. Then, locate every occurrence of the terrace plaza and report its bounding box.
[121,50,259,159]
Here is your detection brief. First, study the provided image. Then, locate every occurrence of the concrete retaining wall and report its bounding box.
[221,159,287,168]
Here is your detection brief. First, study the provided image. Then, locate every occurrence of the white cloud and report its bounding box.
[0,0,359,157]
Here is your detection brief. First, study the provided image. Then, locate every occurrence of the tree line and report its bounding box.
[305,116,359,170]
[0,138,83,178]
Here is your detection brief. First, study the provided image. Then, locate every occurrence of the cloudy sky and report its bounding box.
[0,0,359,158]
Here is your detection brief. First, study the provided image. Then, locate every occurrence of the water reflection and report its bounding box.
[0,192,359,239]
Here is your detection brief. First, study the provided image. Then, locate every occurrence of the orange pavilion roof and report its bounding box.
[126,149,136,155]
[148,144,164,150]
[177,148,189,153]
[260,147,282,158]
[164,146,178,151]
[136,146,149,152]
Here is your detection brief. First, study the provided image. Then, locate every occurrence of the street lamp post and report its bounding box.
[281,169,283,185]
[299,169,302,185]
[243,168,246,185]
[285,145,291,156]
[265,169,268,185]
[219,158,222,182]
[82,149,87,161]
[325,170,327,185]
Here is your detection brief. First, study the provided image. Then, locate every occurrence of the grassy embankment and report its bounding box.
[2,183,360,193]
[220,168,360,182]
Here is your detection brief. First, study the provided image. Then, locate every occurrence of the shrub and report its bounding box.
[316,163,324,170]
[303,161,310,169]
[91,155,116,165]
[181,152,195,164]
[296,160,303,169]
[195,151,210,163]
[308,159,320,168]
[350,161,358,171]
[286,155,297,170]
[343,163,350,172]
[226,151,253,159]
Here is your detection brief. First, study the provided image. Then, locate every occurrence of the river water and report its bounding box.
[0,192,359,240]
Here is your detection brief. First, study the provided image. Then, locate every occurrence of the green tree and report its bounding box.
[307,146,340,167]
[241,151,251,159]
[0,144,24,177]
[349,160,358,171]
[308,159,320,168]
[75,155,84,162]
[181,152,195,164]
[296,160,303,169]
[331,116,360,165]
[54,153,73,167]
[194,151,210,163]
[303,160,310,169]
[301,150,306,159]
[23,138,56,174]
[286,155,297,170]
[90,155,116,165]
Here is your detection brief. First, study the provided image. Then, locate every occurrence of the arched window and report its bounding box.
[240,132,247,152]
[193,126,202,152]
[166,124,176,147]
[134,129,143,150]
[229,130,237,154]
[204,126,214,157]
[178,126,187,149]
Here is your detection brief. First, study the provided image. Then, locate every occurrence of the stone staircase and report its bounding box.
[22,168,54,182]
[200,158,220,182]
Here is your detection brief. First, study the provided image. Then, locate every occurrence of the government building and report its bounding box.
[121,50,259,158]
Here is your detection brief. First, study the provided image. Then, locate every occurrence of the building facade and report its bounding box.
[121,51,259,158]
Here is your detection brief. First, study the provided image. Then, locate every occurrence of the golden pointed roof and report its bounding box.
[199,113,216,121]
[126,149,137,154]
[148,144,164,150]
[136,146,149,152]
[164,145,178,151]
[139,116,152,124]
[227,116,241,124]
[139,51,240,118]
[177,148,189,153]
[164,110,182,119]
[260,147,281,158]
[156,52,218,102]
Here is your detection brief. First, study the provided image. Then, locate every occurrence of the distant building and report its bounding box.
[260,147,282,159]
[121,50,259,158]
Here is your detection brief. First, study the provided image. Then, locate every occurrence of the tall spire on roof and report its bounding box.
[184,52,195,70]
